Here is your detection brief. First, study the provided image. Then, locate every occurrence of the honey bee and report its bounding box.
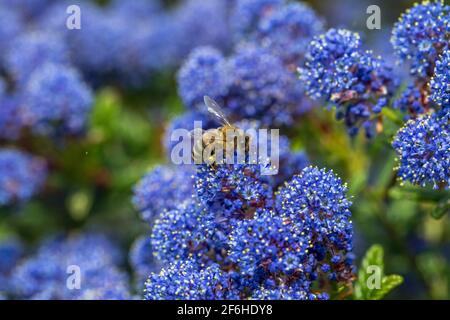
[192,96,251,166]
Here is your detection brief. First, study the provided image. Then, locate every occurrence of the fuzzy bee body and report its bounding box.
[192,97,250,166]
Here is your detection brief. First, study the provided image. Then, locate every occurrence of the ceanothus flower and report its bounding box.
[227,209,311,281]
[299,29,397,137]
[276,166,354,284]
[144,259,238,300]
[391,0,449,78]
[251,284,328,300]
[5,31,70,86]
[430,51,450,107]
[226,45,310,125]
[173,0,231,59]
[132,165,195,223]
[129,236,159,289]
[195,163,273,221]
[0,238,24,295]
[0,4,23,57]
[12,233,130,300]
[393,110,449,189]
[0,149,47,206]
[177,46,229,110]
[151,200,216,265]
[255,2,325,68]
[231,0,285,41]
[21,63,93,135]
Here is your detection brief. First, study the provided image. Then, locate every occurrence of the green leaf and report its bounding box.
[431,198,450,220]
[371,275,404,300]
[354,244,403,300]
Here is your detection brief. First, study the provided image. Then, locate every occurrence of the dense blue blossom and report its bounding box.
[391,0,449,78]
[145,259,238,300]
[276,166,354,283]
[177,47,229,110]
[5,31,70,86]
[195,163,273,220]
[231,0,285,40]
[0,149,47,206]
[393,111,449,189]
[12,233,130,300]
[255,2,324,68]
[151,200,215,265]
[0,239,24,295]
[252,284,328,300]
[132,165,195,223]
[226,45,311,125]
[0,4,23,57]
[0,94,24,141]
[129,236,159,289]
[299,29,397,137]
[173,0,231,59]
[21,63,93,135]
[430,51,450,107]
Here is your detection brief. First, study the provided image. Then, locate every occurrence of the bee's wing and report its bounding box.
[204,96,232,127]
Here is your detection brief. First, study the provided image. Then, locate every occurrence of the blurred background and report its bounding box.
[0,0,448,300]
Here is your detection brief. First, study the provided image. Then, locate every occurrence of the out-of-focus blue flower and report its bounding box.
[393,110,449,189]
[132,165,195,223]
[430,51,450,107]
[151,200,215,265]
[177,46,229,110]
[299,29,397,137]
[129,236,159,290]
[0,238,24,295]
[231,0,285,41]
[173,0,231,59]
[0,149,47,206]
[1,0,53,19]
[255,2,324,68]
[22,63,93,135]
[226,45,310,125]
[5,31,70,86]
[276,166,354,283]
[144,259,238,300]
[0,86,24,140]
[391,0,449,78]
[0,5,23,58]
[12,233,130,300]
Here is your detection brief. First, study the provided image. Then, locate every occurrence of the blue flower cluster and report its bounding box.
[22,63,93,135]
[11,233,130,300]
[179,44,312,126]
[254,2,325,68]
[143,164,354,300]
[0,238,24,296]
[132,165,195,223]
[231,0,285,41]
[129,236,159,289]
[391,1,449,117]
[0,149,47,206]
[145,259,238,300]
[299,28,397,137]
[393,109,449,189]
[178,1,323,126]
[391,2,449,188]
[391,0,449,78]
[430,51,450,107]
